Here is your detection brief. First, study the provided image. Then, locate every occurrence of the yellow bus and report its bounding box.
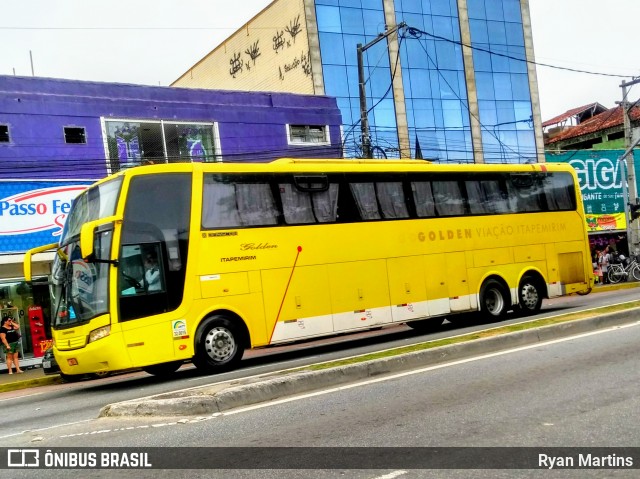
[24,159,593,378]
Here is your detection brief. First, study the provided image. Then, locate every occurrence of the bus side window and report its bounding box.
[466,179,511,215]
[411,181,436,218]
[202,179,279,228]
[543,173,576,211]
[279,183,315,224]
[350,182,381,220]
[433,180,465,216]
[202,181,241,228]
[509,174,545,212]
[335,181,361,223]
[311,184,339,223]
[236,183,278,226]
[376,182,409,219]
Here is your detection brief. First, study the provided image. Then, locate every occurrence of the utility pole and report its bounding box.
[357,22,405,159]
[620,77,640,254]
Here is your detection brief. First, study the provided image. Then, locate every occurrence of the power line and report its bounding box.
[404,26,635,79]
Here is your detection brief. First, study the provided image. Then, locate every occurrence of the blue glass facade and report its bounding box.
[467,0,536,163]
[315,0,537,163]
[395,0,472,162]
[316,1,397,158]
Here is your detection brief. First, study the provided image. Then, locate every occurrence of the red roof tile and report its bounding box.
[545,105,640,144]
[542,102,607,128]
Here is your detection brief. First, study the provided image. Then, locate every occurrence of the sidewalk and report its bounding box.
[0,365,61,392]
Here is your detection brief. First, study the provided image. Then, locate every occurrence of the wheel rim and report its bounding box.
[520,283,539,310]
[609,267,622,283]
[204,326,236,363]
[485,288,504,316]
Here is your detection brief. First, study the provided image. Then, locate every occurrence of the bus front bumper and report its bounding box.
[54,334,131,376]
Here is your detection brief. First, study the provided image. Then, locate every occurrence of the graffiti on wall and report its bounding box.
[279,51,312,81]
[227,14,310,81]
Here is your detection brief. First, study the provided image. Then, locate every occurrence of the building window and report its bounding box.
[287,125,330,145]
[104,119,218,173]
[0,124,9,143]
[64,127,86,144]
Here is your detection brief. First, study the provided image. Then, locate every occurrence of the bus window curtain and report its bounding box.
[312,184,339,223]
[236,184,278,226]
[202,182,241,228]
[433,180,465,216]
[411,181,436,217]
[350,183,381,220]
[279,183,315,224]
[376,182,409,219]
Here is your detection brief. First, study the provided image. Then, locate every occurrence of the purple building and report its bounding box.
[0,75,342,367]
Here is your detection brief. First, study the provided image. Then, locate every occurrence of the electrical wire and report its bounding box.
[401,27,536,164]
[404,26,635,79]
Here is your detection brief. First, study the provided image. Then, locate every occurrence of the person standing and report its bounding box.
[599,247,611,284]
[1,315,23,374]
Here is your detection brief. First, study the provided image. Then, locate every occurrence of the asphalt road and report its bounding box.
[5,299,640,479]
[1,287,639,442]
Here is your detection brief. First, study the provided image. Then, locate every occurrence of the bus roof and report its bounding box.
[90,159,574,187]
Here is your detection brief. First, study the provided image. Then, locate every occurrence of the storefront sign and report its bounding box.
[546,150,640,232]
[585,212,626,232]
[0,181,91,253]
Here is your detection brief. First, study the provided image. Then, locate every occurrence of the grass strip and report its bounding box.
[302,301,640,371]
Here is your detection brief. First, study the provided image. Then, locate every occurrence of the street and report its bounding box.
[4,298,640,479]
[2,287,639,439]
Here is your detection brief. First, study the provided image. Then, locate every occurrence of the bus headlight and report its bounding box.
[88,325,111,343]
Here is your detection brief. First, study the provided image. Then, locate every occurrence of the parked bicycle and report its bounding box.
[607,253,640,283]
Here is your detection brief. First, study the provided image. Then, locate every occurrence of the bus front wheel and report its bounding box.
[193,316,245,373]
[480,279,509,320]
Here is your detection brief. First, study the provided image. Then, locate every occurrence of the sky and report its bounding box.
[1,0,639,122]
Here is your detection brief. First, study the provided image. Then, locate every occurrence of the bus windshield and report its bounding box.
[61,177,122,244]
[51,177,122,327]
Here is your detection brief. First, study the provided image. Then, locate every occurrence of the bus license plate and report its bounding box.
[43,360,51,369]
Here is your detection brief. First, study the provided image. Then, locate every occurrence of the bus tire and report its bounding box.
[142,360,183,377]
[518,275,543,315]
[480,279,509,320]
[406,318,444,333]
[193,315,245,373]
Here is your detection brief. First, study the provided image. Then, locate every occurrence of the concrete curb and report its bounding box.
[99,307,640,418]
[0,375,62,393]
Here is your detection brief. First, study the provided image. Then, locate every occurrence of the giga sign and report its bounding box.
[0,181,91,253]
[546,150,640,232]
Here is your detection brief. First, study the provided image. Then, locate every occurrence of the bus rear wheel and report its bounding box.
[193,316,245,373]
[142,360,183,377]
[480,279,509,320]
[518,276,543,315]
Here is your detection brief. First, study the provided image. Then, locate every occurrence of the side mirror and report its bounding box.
[79,215,121,260]
[23,242,59,282]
